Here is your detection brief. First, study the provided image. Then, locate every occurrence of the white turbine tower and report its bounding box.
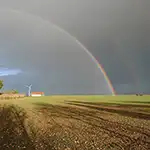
[25,84,32,96]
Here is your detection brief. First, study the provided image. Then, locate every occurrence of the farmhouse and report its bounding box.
[31,92,44,97]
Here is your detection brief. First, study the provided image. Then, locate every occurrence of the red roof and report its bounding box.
[31,92,44,94]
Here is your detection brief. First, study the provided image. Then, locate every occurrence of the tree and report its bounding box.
[12,89,19,94]
[0,80,4,91]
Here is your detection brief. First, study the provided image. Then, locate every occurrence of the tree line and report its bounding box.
[0,80,18,94]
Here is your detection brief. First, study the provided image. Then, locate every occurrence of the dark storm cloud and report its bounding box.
[0,9,111,94]
[0,0,149,94]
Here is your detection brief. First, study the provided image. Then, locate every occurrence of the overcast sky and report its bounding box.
[0,0,149,94]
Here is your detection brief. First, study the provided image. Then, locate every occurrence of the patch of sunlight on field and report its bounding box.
[56,95,150,103]
[0,95,150,107]
[29,95,150,105]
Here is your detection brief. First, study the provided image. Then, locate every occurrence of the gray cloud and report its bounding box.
[0,0,149,94]
[0,9,112,94]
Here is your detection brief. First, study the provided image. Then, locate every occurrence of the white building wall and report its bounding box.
[31,94,42,97]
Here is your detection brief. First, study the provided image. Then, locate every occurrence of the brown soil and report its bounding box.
[0,103,150,150]
[0,105,35,150]
[65,101,150,120]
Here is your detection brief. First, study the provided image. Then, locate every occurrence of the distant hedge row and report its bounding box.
[136,94,143,96]
[0,94,25,99]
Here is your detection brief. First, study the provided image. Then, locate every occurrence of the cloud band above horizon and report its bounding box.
[0,68,22,76]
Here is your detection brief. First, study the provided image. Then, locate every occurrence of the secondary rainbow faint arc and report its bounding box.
[0,8,116,95]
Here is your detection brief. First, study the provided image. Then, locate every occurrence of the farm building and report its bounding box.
[31,92,44,97]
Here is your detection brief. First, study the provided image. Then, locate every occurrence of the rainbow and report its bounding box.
[0,8,116,95]
[97,62,116,95]
[74,38,116,95]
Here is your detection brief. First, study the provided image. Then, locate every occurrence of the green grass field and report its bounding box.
[2,95,149,108]
[22,95,150,103]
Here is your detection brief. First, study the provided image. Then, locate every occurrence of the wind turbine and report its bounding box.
[25,84,32,96]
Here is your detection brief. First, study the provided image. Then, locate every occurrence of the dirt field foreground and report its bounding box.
[0,101,150,150]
